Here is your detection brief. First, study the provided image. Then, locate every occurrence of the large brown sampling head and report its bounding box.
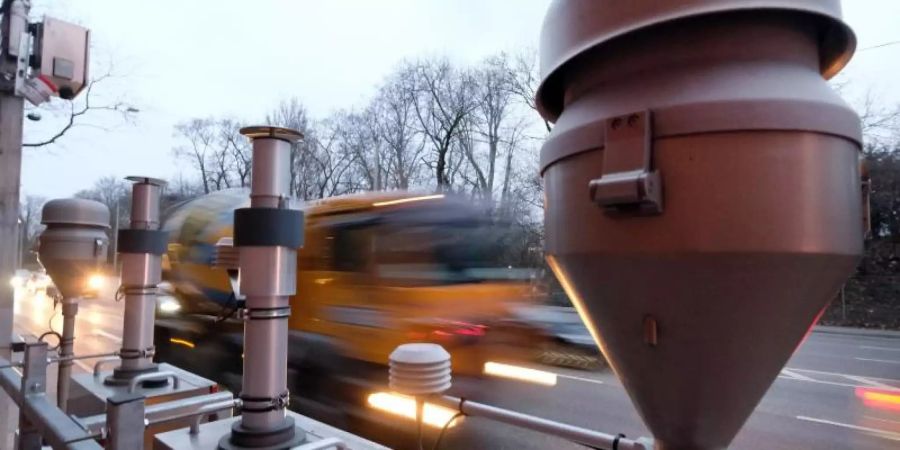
[37,198,110,299]
[536,1,862,449]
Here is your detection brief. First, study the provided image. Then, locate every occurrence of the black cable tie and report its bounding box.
[612,433,626,450]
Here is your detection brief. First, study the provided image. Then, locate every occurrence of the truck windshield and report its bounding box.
[373,222,527,286]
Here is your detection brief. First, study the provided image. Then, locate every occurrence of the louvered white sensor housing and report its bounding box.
[389,344,451,396]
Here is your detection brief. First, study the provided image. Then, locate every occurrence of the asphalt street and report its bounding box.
[9,284,900,450]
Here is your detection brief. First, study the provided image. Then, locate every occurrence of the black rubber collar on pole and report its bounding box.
[117,229,168,255]
[233,208,304,248]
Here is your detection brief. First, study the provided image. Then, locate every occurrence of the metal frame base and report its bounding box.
[218,416,306,450]
[103,364,167,388]
[154,411,388,450]
[67,363,217,419]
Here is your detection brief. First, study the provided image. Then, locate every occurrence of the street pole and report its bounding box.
[0,0,29,447]
[112,201,119,266]
[57,297,77,412]
[16,217,23,269]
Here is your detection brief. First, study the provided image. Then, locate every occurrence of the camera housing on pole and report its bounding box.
[29,16,90,100]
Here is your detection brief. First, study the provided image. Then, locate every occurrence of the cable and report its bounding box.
[37,293,63,351]
[416,399,425,450]
[216,292,242,323]
[114,285,126,302]
[431,411,465,450]
[860,39,900,52]
[37,331,61,351]
[47,295,60,334]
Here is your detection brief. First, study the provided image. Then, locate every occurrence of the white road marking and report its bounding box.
[555,373,604,386]
[796,416,900,442]
[856,357,900,365]
[775,367,900,390]
[787,367,900,384]
[776,375,859,389]
[861,345,900,352]
[786,367,859,376]
[781,369,815,381]
[843,375,895,390]
[93,329,122,343]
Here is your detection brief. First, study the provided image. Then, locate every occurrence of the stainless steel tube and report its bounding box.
[112,177,167,382]
[435,396,653,450]
[129,181,161,229]
[248,136,293,208]
[239,128,299,432]
[57,298,78,412]
[227,126,304,449]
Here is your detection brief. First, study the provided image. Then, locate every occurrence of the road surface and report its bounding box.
[10,284,900,450]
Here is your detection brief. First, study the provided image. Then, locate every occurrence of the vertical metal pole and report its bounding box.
[15,217,21,270]
[0,0,31,448]
[840,286,846,323]
[0,2,30,445]
[57,298,77,412]
[111,202,119,267]
[106,393,146,450]
[17,343,47,450]
[223,126,304,449]
[0,0,27,356]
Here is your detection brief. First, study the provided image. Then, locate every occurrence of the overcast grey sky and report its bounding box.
[19,0,900,199]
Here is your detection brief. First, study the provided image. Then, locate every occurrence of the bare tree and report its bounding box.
[306,119,354,199]
[24,70,138,148]
[335,108,387,191]
[405,59,477,190]
[456,54,525,202]
[502,49,551,133]
[173,118,216,194]
[266,98,313,197]
[18,195,45,264]
[373,76,424,189]
[167,173,204,201]
[207,129,232,192]
[218,118,252,187]
[857,91,900,148]
[74,175,130,228]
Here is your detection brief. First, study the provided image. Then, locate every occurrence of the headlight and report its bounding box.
[158,298,181,313]
[86,274,105,291]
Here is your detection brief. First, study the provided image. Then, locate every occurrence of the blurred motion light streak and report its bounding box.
[483,361,557,386]
[366,392,461,428]
[856,387,900,412]
[169,338,196,349]
[372,194,444,207]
